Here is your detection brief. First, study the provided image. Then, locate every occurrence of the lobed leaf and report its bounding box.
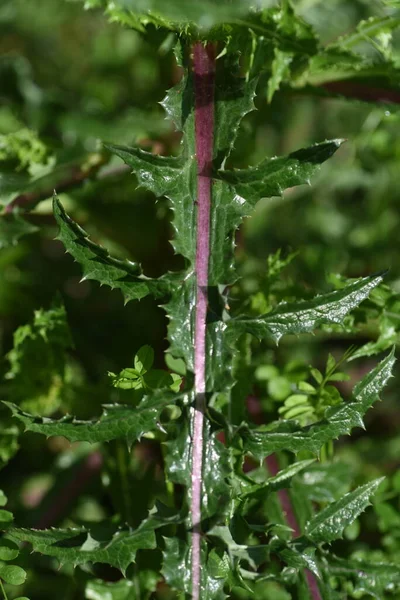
[4,393,180,446]
[53,196,169,303]
[9,522,157,575]
[229,273,385,343]
[218,139,344,206]
[241,348,395,458]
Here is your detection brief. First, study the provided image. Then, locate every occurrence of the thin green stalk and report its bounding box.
[0,579,8,600]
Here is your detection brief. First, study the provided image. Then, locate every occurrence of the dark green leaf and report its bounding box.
[230,274,385,343]
[304,478,384,544]
[241,349,394,458]
[218,140,344,206]
[53,197,168,303]
[238,459,316,500]
[9,517,161,574]
[162,537,230,599]
[4,393,180,445]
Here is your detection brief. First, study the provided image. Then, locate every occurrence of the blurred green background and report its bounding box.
[1,0,400,598]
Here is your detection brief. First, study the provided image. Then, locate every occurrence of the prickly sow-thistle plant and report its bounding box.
[3,1,400,599]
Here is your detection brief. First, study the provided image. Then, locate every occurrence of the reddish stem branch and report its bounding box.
[266,454,322,600]
[321,81,400,104]
[191,41,216,600]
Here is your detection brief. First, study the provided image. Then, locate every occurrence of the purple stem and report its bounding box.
[266,454,322,600]
[191,41,216,600]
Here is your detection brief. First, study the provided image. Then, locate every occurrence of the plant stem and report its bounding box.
[0,579,8,600]
[191,41,216,600]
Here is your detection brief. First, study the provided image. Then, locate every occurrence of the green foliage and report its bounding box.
[241,349,395,458]
[0,490,28,598]
[0,129,49,173]
[5,393,180,445]
[304,477,384,544]
[109,344,182,391]
[1,0,400,599]
[4,302,73,414]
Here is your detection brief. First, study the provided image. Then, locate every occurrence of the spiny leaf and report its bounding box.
[162,538,228,599]
[321,554,400,599]
[238,459,316,500]
[165,420,231,520]
[218,140,344,206]
[304,478,384,544]
[9,521,157,575]
[240,348,395,458]
[202,422,232,520]
[4,393,180,445]
[53,196,168,303]
[82,0,278,32]
[229,273,385,343]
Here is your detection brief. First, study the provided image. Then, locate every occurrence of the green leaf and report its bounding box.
[229,273,385,343]
[165,420,231,519]
[162,538,227,599]
[238,459,316,501]
[9,520,157,574]
[304,478,384,544]
[4,392,180,445]
[267,48,293,103]
[322,554,400,599]
[0,214,38,249]
[295,462,352,503]
[10,502,180,577]
[85,578,136,599]
[0,421,20,471]
[202,422,232,519]
[134,345,154,374]
[53,196,168,303]
[0,509,14,528]
[0,563,27,585]
[162,538,191,595]
[0,491,7,507]
[332,16,400,51]
[0,539,19,561]
[219,139,343,207]
[5,302,72,415]
[240,349,395,458]
[82,0,277,32]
